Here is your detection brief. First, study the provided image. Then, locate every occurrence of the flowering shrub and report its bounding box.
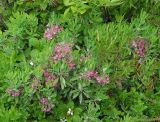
[132,38,146,57]
[0,0,160,121]
[6,88,20,97]
[44,25,63,40]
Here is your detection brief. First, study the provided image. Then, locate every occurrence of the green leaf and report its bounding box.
[63,0,74,6]
[64,8,70,18]
[79,93,83,104]
[72,91,79,99]
[29,38,40,48]
[9,106,21,121]
[83,91,90,98]
[60,76,66,89]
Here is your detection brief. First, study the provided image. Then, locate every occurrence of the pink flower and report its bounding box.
[54,43,72,59]
[43,69,56,82]
[40,97,48,105]
[104,76,110,84]
[6,88,20,97]
[86,71,98,79]
[53,43,64,61]
[95,75,110,84]
[84,70,110,84]
[46,75,55,82]
[40,97,52,113]
[43,70,50,77]
[11,91,20,97]
[52,43,76,70]
[63,43,72,53]
[47,75,53,81]
[55,43,62,53]
[44,25,63,40]
[53,53,63,61]
[67,60,76,69]
[131,39,146,58]
[31,82,37,92]
[43,106,52,113]
[50,43,77,71]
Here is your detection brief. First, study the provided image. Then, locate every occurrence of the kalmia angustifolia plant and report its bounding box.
[44,24,63,40]
[0,0,159,121]
[52,42,76,70]
[6,88,20,97]
[40,97,52,113]
[131,38,147,65]
[132,39,146,58]
[43,69,56,83]
[85,70,110,84]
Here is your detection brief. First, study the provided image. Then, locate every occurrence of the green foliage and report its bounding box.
[6,12,38,38]
[0,0,160,121]
[0,102,28,121]
[83,103,101,122]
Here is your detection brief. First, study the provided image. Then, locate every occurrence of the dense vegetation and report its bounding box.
[0,0,160,121]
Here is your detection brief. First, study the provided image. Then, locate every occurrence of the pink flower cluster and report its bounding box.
[43,69,56,82]
[40,97,52,113]
[40,97,48,105]
[86,71,98,80]
[132,39,146,58]
[95,75,110,84]
[44,24,63,40]
[52,43,76,69]
[53,43,72,61]
[67,60,76,70]
[85,71,110,84]
[43,107,52,113]
[6,88,20,97]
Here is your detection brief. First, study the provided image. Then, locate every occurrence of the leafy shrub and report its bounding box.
[0,0,160,121]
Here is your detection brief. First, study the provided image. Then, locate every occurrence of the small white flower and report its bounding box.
[30,61,34,66]
[67,111,70,115]
[67,108,73,116]
[60,118,67,122]
[70,111,73,115]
